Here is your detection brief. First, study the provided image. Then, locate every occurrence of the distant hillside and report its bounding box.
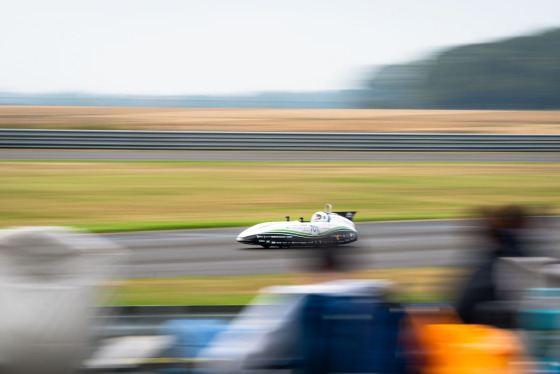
[365,28,560,109]
[0,91,363,109]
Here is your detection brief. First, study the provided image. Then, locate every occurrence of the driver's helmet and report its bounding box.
[312,212,329,222]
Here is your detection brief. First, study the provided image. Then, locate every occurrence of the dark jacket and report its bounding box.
[455,229,527,324]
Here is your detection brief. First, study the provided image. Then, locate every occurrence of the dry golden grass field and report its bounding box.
[1,106,560,133]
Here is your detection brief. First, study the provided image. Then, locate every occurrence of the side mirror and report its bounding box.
[300,217,304,223]
[285,216,290,221]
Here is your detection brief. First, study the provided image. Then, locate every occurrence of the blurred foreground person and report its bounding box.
[456,205,533,325]
[0,227,127,374]
[198,245,408,374]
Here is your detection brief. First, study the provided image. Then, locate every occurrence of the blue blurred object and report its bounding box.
[159,319,228,373]
[160,319,227,358]
[300,294,407,374]
[519,288,560,373]
[242,293,408,373]
[197,280,403,374]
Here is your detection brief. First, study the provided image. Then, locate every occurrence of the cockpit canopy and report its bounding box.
[311,212,329,222]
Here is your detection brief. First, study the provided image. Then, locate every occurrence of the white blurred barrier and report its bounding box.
[0,227,128,374]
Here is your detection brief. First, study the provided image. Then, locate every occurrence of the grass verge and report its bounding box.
[106,267,464,306]
[1,160,559,232]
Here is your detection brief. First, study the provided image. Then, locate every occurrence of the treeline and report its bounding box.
[362,28,560,109]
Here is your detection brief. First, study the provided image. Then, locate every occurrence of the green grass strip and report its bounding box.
[2,160,559,233]
[107,267,462,306]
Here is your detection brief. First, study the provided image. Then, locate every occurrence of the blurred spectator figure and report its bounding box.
[456,205,533,325]
[0,227,127,374]
[300,244,358,283]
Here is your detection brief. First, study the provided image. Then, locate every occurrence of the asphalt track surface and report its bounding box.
[105,219,560,278]
[2,150,560,162]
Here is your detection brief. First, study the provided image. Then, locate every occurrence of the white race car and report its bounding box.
[236,204,357,248]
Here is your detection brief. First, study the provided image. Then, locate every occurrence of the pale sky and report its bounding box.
[2,0,560,95]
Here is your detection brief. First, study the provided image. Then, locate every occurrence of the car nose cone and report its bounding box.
[236,235,256,244]
[236,235,251,244]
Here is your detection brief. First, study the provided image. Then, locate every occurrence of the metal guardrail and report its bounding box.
[1,129,560,152]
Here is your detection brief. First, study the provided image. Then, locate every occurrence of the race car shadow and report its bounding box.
[237,244,362,252]
[237,245,301,251]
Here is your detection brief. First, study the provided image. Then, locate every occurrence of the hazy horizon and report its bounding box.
[3,0,560,96]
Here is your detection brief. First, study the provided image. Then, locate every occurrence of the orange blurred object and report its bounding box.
[406,309,528,374]
[422,324,525,374]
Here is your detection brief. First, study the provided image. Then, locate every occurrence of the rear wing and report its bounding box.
[333,211,357,221]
